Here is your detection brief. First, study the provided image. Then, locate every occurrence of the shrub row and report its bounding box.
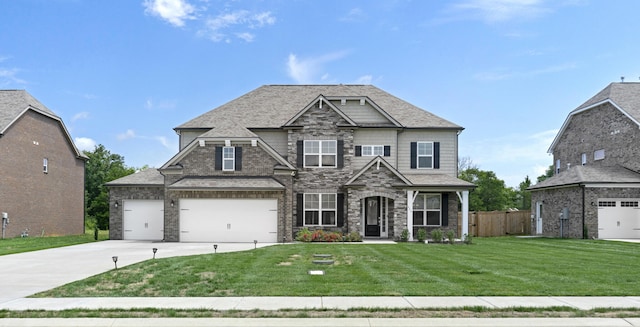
[295,228,363,242]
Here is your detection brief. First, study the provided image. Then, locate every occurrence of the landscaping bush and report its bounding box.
[399,229,409,242]
[446,230,455,244]
[463,233,473,245]
[416,228,427,243]
[430,229,443,243]
[295,228,362,242]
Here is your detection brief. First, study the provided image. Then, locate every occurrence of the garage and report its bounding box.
[179,198,278,242]
[598,199,640,239]
[123,200,164,241]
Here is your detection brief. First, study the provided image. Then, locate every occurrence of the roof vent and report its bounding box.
[621,76,625,83]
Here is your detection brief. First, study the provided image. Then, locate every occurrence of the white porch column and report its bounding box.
[457,190,469,238]
[406,190,414,241]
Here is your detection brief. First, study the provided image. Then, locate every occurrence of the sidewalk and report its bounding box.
[2,296,640,311]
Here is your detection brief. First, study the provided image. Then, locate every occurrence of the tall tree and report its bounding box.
[458,168,511,211]
[515,176,532,210]
[537,165,554,183]
[84,144,136,230]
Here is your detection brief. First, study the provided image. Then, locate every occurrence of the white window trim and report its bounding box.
[304,140,337,168]
[303,193,337,226]
[594,149,605,161]
[361,145,384,156]
[417,142,434,169]
[222,146,235,171]
[412,193,442,226]
[43,158,48,174]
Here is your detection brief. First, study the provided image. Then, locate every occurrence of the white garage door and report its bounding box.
[598,199,640,239]
[123,200,164,241]
[179,199,278,243]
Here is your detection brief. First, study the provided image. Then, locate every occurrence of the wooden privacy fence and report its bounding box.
[457,210,532,237]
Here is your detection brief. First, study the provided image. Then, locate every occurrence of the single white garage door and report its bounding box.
[598,199,640,239]
[179,198,278,242]
[123,200,164,241]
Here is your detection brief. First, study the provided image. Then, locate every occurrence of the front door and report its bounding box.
[365,197,380,237]
[535,201,543,234]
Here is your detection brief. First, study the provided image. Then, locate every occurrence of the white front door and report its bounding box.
[535,201,543,235]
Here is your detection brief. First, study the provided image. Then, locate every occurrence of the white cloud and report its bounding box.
[74,137,97,152]
[340,8,366,22]
[72,112,90,122]
[473,62,577,81]
[287,51,350,84]
[145,97,176,110]
[0,68,26,86]
[440,0,551,24]
[144,0,196,27]
[117,129,137,140]
[201,10,276,43]
[355,75,373,84]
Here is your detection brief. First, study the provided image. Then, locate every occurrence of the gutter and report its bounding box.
[581,184,586,239]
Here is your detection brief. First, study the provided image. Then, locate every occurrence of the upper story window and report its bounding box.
[362,145,384,156]
[594,149,605,161]
[304,140,336,168]
[43,158,48,174]
[222,146,235,171]
[412,194,441,226]
[304,193,336,226]
[581,153,587,166]
[417,142,433,169]
[555,159,561,174]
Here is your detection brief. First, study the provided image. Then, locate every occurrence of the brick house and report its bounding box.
[0,90,86,237]
[529,82,640,239]
[108,85,474,242]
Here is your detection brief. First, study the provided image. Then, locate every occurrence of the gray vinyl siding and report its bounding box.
[397,130,457,176]
[331,99,390,124]
[179,130,208,150]
[253,130,288,156]
[352,129,397,169]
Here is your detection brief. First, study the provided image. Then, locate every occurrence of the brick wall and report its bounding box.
[0,110,84,237]
[108,186,164,240]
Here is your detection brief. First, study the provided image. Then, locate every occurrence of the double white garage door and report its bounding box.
[123,199,278,242]
[598,198,640,239]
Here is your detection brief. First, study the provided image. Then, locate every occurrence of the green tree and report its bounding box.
[515,176,532,210]
[537,165,554,183]
[458,168,510,211]
[84,144,136,230]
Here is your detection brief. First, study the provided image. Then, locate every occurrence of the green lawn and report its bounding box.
[0,229,109,256]
[35,237,640,297]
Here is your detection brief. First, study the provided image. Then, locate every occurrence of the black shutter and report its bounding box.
[215,146,222,170]
[355,145,362,157]
[384,145,391,157]
[235,147,242,171]
[410,142,417,169]
[297,140,303,168]
[296,193,304,226]
[434,142,440,169]
[442,193,449,226]
[337,140,344,168]
[337,193,344,227]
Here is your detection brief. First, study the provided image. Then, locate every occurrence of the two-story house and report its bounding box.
[0,90,86,237]
[529,82,640,239]
[107,85,474,242]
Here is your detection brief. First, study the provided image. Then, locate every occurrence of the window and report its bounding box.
[555,159,561,174]
[412,194,441,226]
[417,142,433,169]
[304,193,336,226]
[222,147,235,171]
[304,140,336,167]
[598,201,616,207]
[581,153,587,166]
[43,158,48,174]
[594,149,605,161]
[621,201,639,208]
[362,145,384,156]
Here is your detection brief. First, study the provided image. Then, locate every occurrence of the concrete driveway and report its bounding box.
[0,240,274,304]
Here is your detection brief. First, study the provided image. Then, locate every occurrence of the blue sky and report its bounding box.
[2,0,640,187]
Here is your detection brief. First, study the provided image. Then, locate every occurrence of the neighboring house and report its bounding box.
[0,90,86,237]
[107,85,474,242]
[529,82,640,239]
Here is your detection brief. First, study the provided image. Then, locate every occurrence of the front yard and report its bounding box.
[35,237,640,297]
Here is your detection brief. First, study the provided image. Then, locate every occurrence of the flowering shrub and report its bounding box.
[295,228,362,242]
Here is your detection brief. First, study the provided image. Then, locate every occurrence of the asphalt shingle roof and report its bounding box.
[169,177,284,190]
[0,90,58,133]
[105,168,164,186]
[528,165,640,190]
[177,85,462,130]
[573,82,640,123]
